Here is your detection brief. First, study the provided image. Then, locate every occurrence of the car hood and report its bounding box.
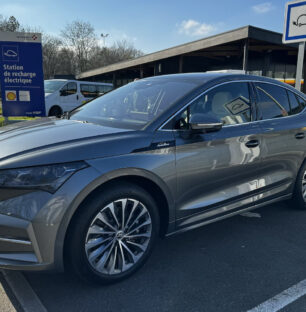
[0,118,152,169]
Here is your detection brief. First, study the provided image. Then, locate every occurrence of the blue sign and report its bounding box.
[283,1,306,43]
[0,32,45,117]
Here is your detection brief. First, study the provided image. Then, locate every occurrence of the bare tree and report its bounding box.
[87,40,143,70]
[60,20,97,73]
[0,15,144,78]
[56,48,77,76]
[42,35,63,79]
[109,40,143,60]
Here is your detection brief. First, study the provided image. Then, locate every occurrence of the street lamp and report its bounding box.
[101,33,109,47]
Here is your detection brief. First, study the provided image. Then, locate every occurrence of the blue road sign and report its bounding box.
[283,1,306,43]
[0,32,45,117]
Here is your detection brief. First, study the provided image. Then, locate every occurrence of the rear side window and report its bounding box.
[96,85,113,95]
[254,83,290,120]
[81,84,98,98]
[287,90,304,115]
[296,94,306,110]
[97,85,105,95]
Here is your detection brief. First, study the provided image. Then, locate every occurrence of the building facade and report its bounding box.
[77,25,305,92]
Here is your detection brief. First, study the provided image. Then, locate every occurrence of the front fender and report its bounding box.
[54,151,176,270]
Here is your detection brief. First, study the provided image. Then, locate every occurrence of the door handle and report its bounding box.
[295,132,305,139]
[245,140,259,148]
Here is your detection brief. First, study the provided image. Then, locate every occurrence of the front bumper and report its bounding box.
[0,213,52,270]
[0,166,101,271]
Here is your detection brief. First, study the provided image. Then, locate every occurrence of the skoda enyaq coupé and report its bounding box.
[0,73,306,284]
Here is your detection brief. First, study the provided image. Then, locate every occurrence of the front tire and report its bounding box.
[65,182,160,284]
[293,162,306,209]
[48,106,62,117]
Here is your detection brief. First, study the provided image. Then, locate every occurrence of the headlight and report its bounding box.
[0,161,88,193]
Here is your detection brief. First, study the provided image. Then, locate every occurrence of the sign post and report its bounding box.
[283,0,306,91]
[0,31,45,117]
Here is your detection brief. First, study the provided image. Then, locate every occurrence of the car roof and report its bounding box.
[142,73,304,96]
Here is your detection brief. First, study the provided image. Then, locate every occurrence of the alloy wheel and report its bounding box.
[85,198,152,275]
[302,170,306,202]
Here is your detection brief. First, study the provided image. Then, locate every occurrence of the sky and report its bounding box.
[0,0,291,54]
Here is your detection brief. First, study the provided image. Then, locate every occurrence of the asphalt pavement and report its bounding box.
[3,201,306,312]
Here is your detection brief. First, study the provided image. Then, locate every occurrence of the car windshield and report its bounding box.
[69,78,199,129]
[44,80,67,93]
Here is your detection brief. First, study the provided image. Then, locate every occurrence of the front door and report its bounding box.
[59,82,78,112]
[174,81,262,230]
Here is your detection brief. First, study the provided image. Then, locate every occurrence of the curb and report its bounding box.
[1,270,47,312]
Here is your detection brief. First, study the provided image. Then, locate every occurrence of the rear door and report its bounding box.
[173,81,263,229]
[251,82,305,204]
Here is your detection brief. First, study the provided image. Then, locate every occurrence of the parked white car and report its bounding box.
[44,79,113,116]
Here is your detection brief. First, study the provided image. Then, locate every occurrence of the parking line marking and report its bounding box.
[247,279,306,312]
[0,277,16,312]
[1,270,47,312]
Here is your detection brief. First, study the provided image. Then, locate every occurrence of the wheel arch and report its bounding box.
[54,169,175,271]
[48,105,63,116]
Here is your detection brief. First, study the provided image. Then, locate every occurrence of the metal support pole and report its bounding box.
[295,41,305,91]
[140,68,144,79]
[243,39,249,73]
[112,72,116,89]
[179,55,184,73]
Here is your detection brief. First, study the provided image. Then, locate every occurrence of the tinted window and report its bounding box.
[287,90,304,115]
[104,85,113,92]
[175,82,251,129]
[97,85,105,95]
[254,83,290,120]
[60,82,77,96]
[96,85,113,95]
[81,84,98,98]
[296,94,306,110]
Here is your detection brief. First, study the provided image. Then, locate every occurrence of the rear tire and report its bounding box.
[292,161,306,209]
[65,182,160,284]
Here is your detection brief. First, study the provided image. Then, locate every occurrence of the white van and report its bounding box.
[44,79,113,116]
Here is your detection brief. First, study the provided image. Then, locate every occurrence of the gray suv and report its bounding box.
[0,73,306,284]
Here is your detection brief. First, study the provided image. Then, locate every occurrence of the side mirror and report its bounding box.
[60,89,67,96]
[189,114,223,132]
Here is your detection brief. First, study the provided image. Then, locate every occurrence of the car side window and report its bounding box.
[174,82,251,129]
[296,94,306,110]
[81,84,98,98]
[287,90,304,115]
[254,83,290,120]
[60,82,77,96]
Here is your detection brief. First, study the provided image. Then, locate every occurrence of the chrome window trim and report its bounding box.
[158,79,306,131]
